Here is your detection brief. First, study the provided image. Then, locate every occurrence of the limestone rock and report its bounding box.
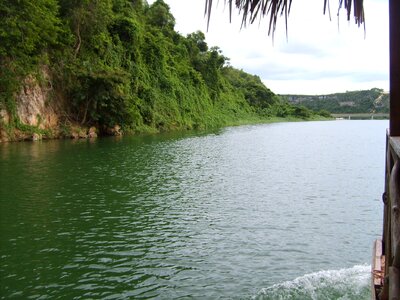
[0,109,10,125]
[107,124,122,136]
[31,133,42,141]
[88,126,97,138]
[0,128,9,143]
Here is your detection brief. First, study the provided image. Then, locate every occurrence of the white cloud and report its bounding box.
[149,0,389,95]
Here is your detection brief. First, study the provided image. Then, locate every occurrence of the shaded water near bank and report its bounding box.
[0,120,386,299]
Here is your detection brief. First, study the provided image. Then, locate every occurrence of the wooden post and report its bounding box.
[390,267,400,300]
[390,0,400,136]
[391,161,400,259]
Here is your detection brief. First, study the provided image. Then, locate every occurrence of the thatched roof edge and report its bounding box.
[204,0,365,35]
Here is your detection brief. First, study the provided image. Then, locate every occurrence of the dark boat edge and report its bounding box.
[372,136,400,299]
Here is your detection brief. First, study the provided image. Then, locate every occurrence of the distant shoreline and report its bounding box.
[331,113,389,120]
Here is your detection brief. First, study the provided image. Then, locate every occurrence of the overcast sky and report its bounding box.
[149,0,389,95]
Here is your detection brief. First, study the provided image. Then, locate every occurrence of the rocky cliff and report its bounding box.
[0,69,115,143]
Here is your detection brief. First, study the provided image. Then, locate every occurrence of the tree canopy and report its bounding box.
[0,0,330,140]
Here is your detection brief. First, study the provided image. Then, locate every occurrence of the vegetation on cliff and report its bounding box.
[283,88,389,115]
[0,0,327,141]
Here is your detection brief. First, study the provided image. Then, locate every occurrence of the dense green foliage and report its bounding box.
[0,0,60,123]
[0,0,326,135]
[283,88,389,114]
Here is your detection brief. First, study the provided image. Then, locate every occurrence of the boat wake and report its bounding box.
[253,265,371,300]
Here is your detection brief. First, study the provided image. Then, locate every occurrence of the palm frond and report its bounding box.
[205,0,365,35]
[336,0,365,26]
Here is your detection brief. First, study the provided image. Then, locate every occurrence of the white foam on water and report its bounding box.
[253,265,371,300]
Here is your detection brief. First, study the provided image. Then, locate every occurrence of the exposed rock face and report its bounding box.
[31,133,42,141]
[0,110,10,143]
[69,126,86,139]
[0,68,62,142]
[0,109,10,125]
[16,72,59,131]
[107,124,122,136]
[88,126,97,138]
[0,68,118,142]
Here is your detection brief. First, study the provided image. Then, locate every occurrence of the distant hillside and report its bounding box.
[282,88,389,114]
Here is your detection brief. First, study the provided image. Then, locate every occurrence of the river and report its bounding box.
[0,120,387,299]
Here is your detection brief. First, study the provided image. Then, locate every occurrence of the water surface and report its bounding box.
[0,120,387,299]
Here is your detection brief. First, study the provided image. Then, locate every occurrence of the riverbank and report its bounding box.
[0,114,332,143]
[332,113,389,120]
[1,0,330,144]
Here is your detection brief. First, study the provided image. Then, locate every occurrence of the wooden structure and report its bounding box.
[374,135,400,299]
[372,1,400,299]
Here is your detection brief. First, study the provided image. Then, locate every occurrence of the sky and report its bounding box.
[149,0,389,95]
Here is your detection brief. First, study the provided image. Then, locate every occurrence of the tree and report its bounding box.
[146,0,175,30]
[0,0,60,60]
[0,0,61,113]
[187,31,208,53]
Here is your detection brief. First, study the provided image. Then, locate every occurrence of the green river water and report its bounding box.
[0,120,387,299]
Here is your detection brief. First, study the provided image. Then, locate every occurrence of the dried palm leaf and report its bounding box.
[205,0,365,36]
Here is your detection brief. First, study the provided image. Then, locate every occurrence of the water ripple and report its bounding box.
[0,121,387,299]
